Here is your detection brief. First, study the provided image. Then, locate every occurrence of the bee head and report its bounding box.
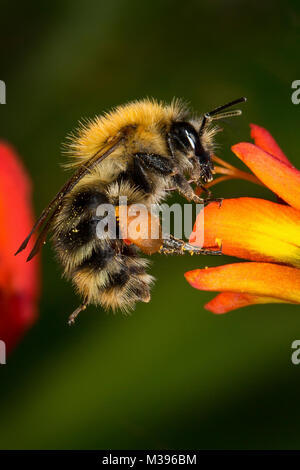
[169,121,214,183]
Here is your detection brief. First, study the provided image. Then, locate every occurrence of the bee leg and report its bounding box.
[197,183,223,206]
[135,153,173,175]
[171,173,205,204]
[68,303,87,326]
[131,156,153,193]
[159,235,222,255]
[206,196,224,207]
[197,183,212,197]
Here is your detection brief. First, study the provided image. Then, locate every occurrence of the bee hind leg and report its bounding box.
[159,235,222,256]
[68,303,88,326]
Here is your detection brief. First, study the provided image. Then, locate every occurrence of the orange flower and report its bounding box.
[185,124,300,314]
[0,142,40,351]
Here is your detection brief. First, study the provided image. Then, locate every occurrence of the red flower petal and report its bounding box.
[0,142,40,352]
[190,198,300,267]
[250,124,292,166]
[232,143,300,210]
[185,262,300,304]
[204,292,292,314]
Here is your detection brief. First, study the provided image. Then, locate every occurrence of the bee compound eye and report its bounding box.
[170,122,199,153]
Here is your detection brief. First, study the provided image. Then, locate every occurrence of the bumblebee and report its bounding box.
[16,97,246,323]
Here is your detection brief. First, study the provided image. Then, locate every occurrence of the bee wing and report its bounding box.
[15,137,123,261]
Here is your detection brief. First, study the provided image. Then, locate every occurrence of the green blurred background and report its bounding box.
[1,0,300,450]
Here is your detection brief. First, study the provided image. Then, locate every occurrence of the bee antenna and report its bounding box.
[207,97,247,118]
[199,97,247,135]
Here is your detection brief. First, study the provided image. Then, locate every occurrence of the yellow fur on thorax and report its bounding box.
[65,98,186,168]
